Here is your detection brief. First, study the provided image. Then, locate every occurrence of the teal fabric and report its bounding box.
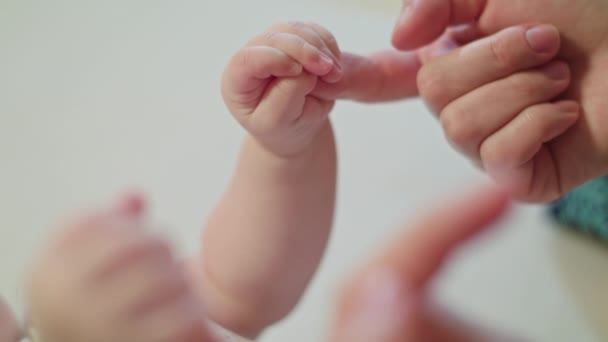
[549,177,608,240]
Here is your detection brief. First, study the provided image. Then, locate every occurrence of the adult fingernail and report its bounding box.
[542,62,569,80]
[340,269,408,340]
[525,25,559,53]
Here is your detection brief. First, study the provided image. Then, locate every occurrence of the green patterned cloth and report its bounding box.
[549,177,608,240]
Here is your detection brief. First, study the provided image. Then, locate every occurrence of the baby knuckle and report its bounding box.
[323,32,339,50]
[271,20,306,35]
[269,21,291,32]
[293,36,311,53]
[285,20,307,32]
[233,48,253,69]
[261,30,280,44]
[310,23,339,50]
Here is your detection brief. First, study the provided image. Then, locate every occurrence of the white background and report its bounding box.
[1,1,607,341]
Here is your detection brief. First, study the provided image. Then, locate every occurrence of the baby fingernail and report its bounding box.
[340,269,407,340]
[334,61,343,73]
[542,62,569,80]
[318,54,334,68]
[526,25,559,53]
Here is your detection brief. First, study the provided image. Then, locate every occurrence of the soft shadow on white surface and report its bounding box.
[1,1,606,341]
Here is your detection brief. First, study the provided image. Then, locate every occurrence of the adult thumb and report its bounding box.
[392,0,486,50]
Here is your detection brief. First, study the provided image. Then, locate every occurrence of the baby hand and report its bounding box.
[222,21,343,157]
[0,297,21,342]
[417,25,580,202]
[26,195,212,342]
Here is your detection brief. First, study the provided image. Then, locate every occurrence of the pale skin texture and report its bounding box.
[392,0,608,203]
[199,21,425,338]
[24,19,575,341]
[24,22,424,341]
[200,21,342,337]
[25,185,516,342]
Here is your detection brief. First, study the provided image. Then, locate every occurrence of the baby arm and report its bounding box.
[196,21,341,338]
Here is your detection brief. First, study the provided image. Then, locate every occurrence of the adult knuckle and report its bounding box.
[480,139,508,166]
[418,66,449,112]
[509,73,537,97]
[441,105,477,148]
[488,34,515,71]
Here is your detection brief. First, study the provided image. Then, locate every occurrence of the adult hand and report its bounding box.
[393,0,608,202]
[330,185,520,341]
